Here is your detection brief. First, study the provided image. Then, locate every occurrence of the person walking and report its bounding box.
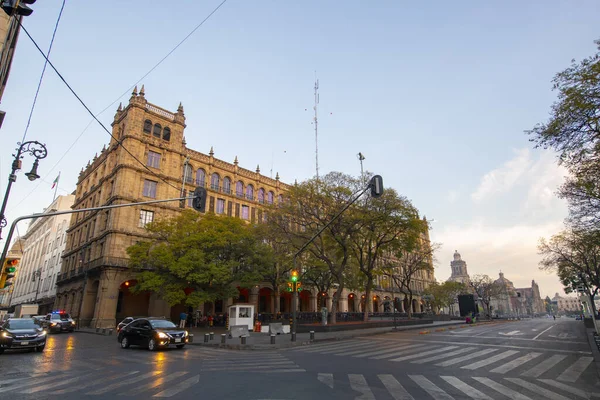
[179,311,187,328]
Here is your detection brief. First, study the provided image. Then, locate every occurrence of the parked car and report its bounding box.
[117,317,188,351]
[0,318,47,353]
[43,311,75,333]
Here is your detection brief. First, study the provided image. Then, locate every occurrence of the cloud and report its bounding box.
[522,152,568,215]
[446,190,459,203]
[471,148,532,203]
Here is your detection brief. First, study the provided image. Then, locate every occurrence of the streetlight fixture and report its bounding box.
[0,141,48,239]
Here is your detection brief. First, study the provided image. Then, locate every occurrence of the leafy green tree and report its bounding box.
[127,210,273,307]
[469,274,504,319]
[424,281,467,313]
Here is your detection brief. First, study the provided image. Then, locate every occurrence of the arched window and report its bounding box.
[184,164,193,184]
[162,127,171,141]
[278,194,283,204]
[257,188,265,203]
[246,184,254,200]
[196,169,206,187]
[236,181,244,197]
[223,177,231,194]
[268,191,274,204]
[211,173,220,191]
[153,123,161,138]
[143,120,152,134]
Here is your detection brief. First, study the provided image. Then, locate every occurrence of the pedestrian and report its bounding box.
[553,315,556,320]
[179,311,187,328]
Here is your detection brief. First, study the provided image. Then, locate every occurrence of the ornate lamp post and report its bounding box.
[0,141,48,239]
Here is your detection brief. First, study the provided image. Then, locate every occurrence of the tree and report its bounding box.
[528,39,600,228]
[127,210,273,307]
[469,274,504,319]
[544,296,554,314]
[424,281,467,314]
[383,238,438,318]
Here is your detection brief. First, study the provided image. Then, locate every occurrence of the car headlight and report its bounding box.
[157,332,169,339]
[1,331,12,338]
[50,323,57,326]
[38,330,47,337]
[71,321,76,325]
[184,331,189,337]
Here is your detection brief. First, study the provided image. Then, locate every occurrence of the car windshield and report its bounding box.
[149,320,176,329]
[6,319,39,330]
[51,313,71,320]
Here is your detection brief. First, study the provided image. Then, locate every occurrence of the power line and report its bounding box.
[20,0,66,144]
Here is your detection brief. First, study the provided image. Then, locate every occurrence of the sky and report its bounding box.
[1,1,598,299]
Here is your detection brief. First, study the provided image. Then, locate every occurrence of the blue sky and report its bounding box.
[1,1,598,298]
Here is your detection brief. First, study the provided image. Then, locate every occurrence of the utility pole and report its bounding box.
[357,152,365,183]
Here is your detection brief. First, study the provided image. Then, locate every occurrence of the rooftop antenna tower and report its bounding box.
[314,73,319,181]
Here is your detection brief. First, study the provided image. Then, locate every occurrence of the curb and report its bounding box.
[585,328,600,381]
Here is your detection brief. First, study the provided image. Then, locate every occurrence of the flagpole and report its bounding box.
[52,172,60,202]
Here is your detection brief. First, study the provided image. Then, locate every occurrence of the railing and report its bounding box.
[145,104,174,120]
[255,312,426,324]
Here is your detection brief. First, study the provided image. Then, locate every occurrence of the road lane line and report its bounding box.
[378,374,414,400]
[473,377,532,400]
[412,347,476,364]
[370,344,432,360]
[153,374,199,398]
[86,371,162,395]
[532,325,554,340]
[408,375,454,400]
[538,379,591,399]
[436,348,498,367]
[440,376,493,400]
[557,357,594,382]
[504,378,571,400]
[490,352,541,374]
[390,346,459,362]
[120,371,189,396]
[353,343,413,358]
[317,373,334,389]
[461,350,519,370]
[521,354,567,378]
[349,374,376,400]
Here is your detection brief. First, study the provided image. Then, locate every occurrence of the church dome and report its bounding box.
[495,271,514,286]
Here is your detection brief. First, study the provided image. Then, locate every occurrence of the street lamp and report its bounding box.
[0,141,48,239]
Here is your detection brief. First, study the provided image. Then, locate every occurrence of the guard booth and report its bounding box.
[228,304,255,331]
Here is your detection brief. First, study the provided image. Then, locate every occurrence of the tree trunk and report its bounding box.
[406,290,413,319]
[274,286,280,315]
[331,287,341,325]
[363,278,373,322]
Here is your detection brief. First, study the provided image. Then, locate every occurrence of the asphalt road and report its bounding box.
[0,317,597,399]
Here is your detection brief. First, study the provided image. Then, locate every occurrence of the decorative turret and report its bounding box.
[256,165,260,173]
[234,156,238,166]
[139,84,145,97]
[209,146,214,157]
[275,172,280,181]
[174,102,186,125]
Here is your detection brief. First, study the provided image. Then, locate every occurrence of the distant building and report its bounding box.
[447,250,470,285]
[552,293,581,314]
[491,272,515,315]
[490,273,545,316]
[9,195,74,314]
[514,281,545,316]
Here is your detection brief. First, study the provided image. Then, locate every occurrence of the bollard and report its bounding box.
[95,327,100,333]
[221,334,226,344]
[291,332,296,342]
[241,335,247,345]
[310,331,315,341]
[188,334,194,343]
[270,334,276,345]
[102,328,106,335]
[204,333,209,343]
[209,332,214,340]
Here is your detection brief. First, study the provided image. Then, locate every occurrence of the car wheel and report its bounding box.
[176,344,185,349]
[121,337,130,349]
[36,345,45,352]
[148,338,157,351]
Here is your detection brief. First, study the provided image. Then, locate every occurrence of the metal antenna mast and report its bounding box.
[314,73,319,181]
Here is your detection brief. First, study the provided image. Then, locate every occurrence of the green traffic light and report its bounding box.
[7,267,16,273]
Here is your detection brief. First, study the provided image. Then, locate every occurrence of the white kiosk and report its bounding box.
[228,304,255,331]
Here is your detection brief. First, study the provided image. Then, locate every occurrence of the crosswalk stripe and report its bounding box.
[371,344,432,360]
[201,361,297,368]
[378,374,414,400]
[70,359,106,370]
[461,350,519,370]
[294,341,361,352]
[440,376,492,400]
[390,346,459,362]
[349,374,376,400]
[317,342,378,354]
[490,352,542,374]
[86,371,162,395]
[557,357,593,382]
[521,354,567,378]
[153,374,199,398]
[504,378,572,400]
[200,365,303,372]
[334,342,397,356]
[408,375,454,400]
[119,371,189,396]
[318,373,334,389]
[262,369,306,373]
[436,348,498,367]
[353,343,413,358]
[473,377,532,400]
[412,347,477,364]
[538,379,591,399]
[53,372,138,394]
[19,372,98,394]
[0,374,65,392]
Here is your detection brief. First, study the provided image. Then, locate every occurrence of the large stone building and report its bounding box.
[447,250,470,285]
[551,293,581,314]
[490,271,545,316]
[55,89,435,328]
[9,195,74,314]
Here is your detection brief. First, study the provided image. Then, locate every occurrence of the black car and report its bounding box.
[0,318,47,353]
[43,311,76,333]
[116,316,146,335]
[117,318,188,351]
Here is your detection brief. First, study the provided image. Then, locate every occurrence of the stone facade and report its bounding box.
[447,250,470,285]
[491,271,545,316]
[552,293,581,314]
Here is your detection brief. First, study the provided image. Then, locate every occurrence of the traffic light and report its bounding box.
[1,0,36,16]
[369,175,384,198]
[296,281,302,292]
[0,258,19,289]
[286,282,293,292]
[291,270,298,282]
[192,186,207,213]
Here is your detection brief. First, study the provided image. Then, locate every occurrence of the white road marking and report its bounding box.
[334,342,397,356]
[504,378,572,400]
[473,377,533,400]
[461,350,519,370]
[521,354,567,378]
[19,372,97,393]
[370,344,432,360]
[538,379,591,399]
[490,352,542,374]
[0,374,66,392]
[390,346,459,362]
[200,364,302,372]
[408,375,455,400]
[317,373,334,389]
[498,331,524,336]
[532,325,554,340]
[262,369,306,373]
[349,374,376,400]
[153,374,199,398]
[441,376,493,400]
[302,341,366,353]
[378,374,414,400]
[119,371,189,396]
[353,343,413,358]
[436,348,498,367]
[86,371,162,395]
[412,347,477,364]
[557,357,594,382]
[53,371,137,394]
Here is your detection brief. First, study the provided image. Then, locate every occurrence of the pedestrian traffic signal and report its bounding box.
[369,175,384,198]
[291,270,298,282]
[192,186,207,213]
[296,281,302,291]
[1,0,36,16]
[286,282,293,292]
[0,258,19,289]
